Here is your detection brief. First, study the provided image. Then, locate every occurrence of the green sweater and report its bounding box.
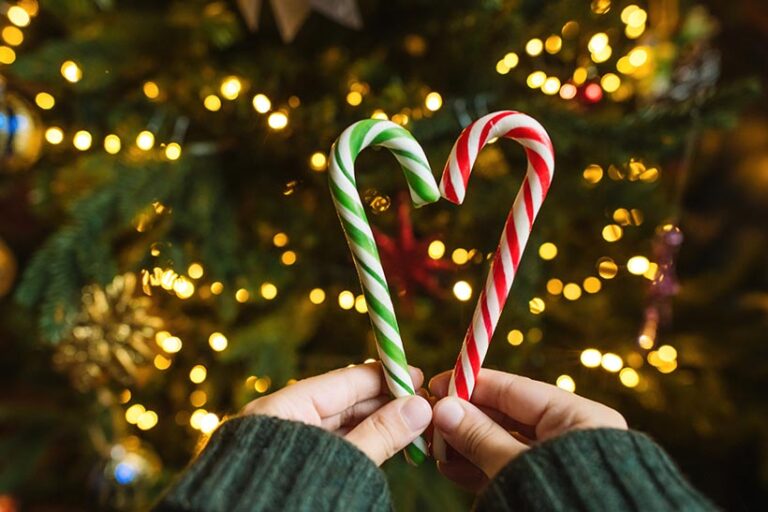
[154,416,716,511]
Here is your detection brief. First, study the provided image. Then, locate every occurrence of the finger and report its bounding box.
[321,395,390,431]
[467,369,626,440]
[433,396,527,478]
[345,395,432,466]
[477,405,537,442]
[429,370,453,398]
[437,460,489,493]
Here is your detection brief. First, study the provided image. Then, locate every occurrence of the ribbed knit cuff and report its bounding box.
[153,415,391,512]
[477,428,717,512]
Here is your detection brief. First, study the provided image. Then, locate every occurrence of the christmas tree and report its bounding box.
[0,0,765,509]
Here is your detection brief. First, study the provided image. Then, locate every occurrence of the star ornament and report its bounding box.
[237,0,362,42]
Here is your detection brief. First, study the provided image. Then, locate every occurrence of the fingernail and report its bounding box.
[434,397,465,433]
[401,396,432,431]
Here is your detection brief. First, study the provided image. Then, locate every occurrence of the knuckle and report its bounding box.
[462,417,495,459]
[368,413,398,456]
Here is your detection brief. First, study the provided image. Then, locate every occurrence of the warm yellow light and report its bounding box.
[281,250,297,265]
[588,33,609,54]
[260,282,278,300]
[546,278,564,295]
[73,130,92,151]
[556,375,576,392]
[125,404,145,424]
[254,377,271,393]
[601,73,621,93]
[507,329,524,346]
[453,281,472,301]
[625,23,645,39]
[563,283,582,301]
[154,354,171,370]
[142,81,160,99]
[626,8,647,27]
[346,91,363,106]
[619,367,640,388]
[451,248,469,265]
[496,59,510,75]
[268,111,289,130]
[273,232,289,247]
[60,60,82,83]
[628,47,649,67]
[173,276,195,299]
[309,152,327,171]
[354,295,368,314]
[428,240,445,260]
[573,67,588,85]
[503,52,519,68]
[33,93,56,113]
[541,77,561,95]
[601,353,623,372]
[613,208,631,225]
[525,38,543,56]
[539,242,558,260]
[526,71,547,89]
[338,290,355,310]
[559,83,577,100]
[165,142,182,160]
[137,410,158,430]
[583,276,602,293]
[45,127,64,145]
[371,109,388,120]
[617,56,635,75]
[581,348,602,368]
[627,256,650,275]
[621,4,640,23]
[19,0,39,17]
[190,409,208,430]
[591,0,611,14]
[210,282,224,295]
[598,257,619,279]
[544,35,562,54]
[657,345,677,362]
[119,389,132,404]
[591,46,613,63]
[309,288,326,304]
[161,336,182,353]
[7,6,31,27]
[562,20,580,37]
[657,360,677,374]
[220,76,242,100]
[200,412,220,434]
[103,134,121,154]
[252,94,271,113]
[602,224,623,242]
[189,364,207,384]
[204,94,222,112]
[529,297,546,314]
[235,288,250,302]
[209,332,228,352]
[0,46,16,64]
[187,263,204,279]
[190,390,208,407]
[639,334,655,350]
[582,164,603,183]
[136,130,155,151]
[425,92,443,112]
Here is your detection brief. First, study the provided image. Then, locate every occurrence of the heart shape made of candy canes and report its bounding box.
[328,119,440,465]
[439,111,554,400]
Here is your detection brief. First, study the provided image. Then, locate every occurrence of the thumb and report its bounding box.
[433,396,526,478]
[345,395,431,466]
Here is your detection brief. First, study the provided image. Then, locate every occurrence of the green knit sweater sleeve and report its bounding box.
[152,415,391,512]
[476,428,718,512]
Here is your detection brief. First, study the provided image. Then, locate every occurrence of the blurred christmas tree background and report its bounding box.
[0,0,766,509]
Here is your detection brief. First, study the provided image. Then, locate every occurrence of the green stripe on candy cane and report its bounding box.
[328,119,439,465]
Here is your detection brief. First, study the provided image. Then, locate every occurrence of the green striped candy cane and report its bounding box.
[328,119,440,465]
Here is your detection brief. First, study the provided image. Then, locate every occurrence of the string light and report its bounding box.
[220,76,242,100]
[602,224,623,242]
[556,375,576,392]
[627,256,650,275]
[190,390,207,407]
[588,33,609,54]
[657,345,677,362]
[267,111,289,130]
[309,152,327,171]
[254,377,271,393]
[119,390,132,404]
[563,283,582,301]
[581,348,602,368]
[507,329,524,346]
[354,295,367,313]
[338,290,355,309]
[619,367,640,387]
[260,282,278,300]
[628,47,649,67]
[45,127,64,145]
[525,38,543,56]
[73,130,93,151]
[235,288,250,303]
[561,20,579,38]
[529,297,546,314]
[160,334,182,353]
[165,142,182,160]
[539,242,558,260]
[425,92,443,112]
[209,332,228,351]
[125,404,145,424]
[544,35,562,54]
[136,130,155,150]
[584,83,603,102]
[188,263,204,279]
[210,282,224,295]
[625,7,648,27]
[621,4,640,23]
[189,365,207,384]
[428,240,446,259]
[371,109,388,120]
[190,409,207,429]
[346,91,363,106]
[137,410,158,430]
[526,71,546,89]
[252,94,271,113]
[583,164,603,183]
[546,278,564,295]
[7,6,31,27]
[583,276,602,293]
[143,81,160,99]
[601,353,623,372]
[309,288,326,304]
[542,77,561,95]
[0,46,15,64]
[204,94,222,111]
[200,413,220,434]
[601,73,621,93]
[559,83,577,100]
[281,251,297,265]
[573,67,588,85]
[591,46,612,63]
[273,232,289,247]
[60,60,82,83]
[453,281,472,301]
[451,248,469,265]
[154,354,171,370]
[104,134,121,154]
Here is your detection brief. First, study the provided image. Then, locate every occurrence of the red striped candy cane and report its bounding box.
[441,111,555,400]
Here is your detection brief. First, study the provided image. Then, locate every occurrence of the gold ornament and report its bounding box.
[236,0,362,42]
[0,236,17,298]
[53,273,163,391]
[0,85,43,172]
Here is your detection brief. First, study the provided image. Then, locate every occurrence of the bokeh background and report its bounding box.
[0,0,766,510]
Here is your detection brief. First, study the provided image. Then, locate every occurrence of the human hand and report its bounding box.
[241,362,432,466]
[430,369,627,491]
